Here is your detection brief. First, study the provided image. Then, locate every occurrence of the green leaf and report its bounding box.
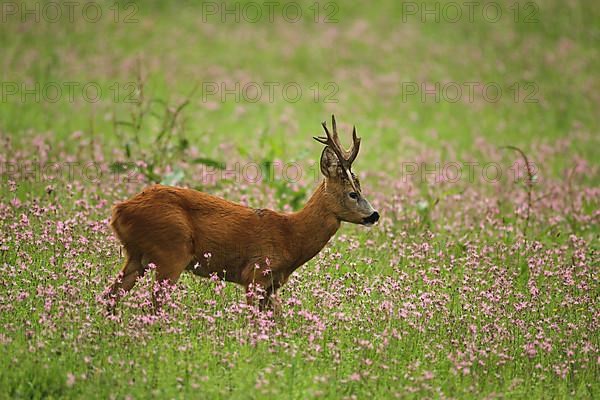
[178,138,190,151]
[125,142,132,158]
[191,158,225,170]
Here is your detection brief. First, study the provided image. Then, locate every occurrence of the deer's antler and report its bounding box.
[313,115,361,190]
[313,115,361,169]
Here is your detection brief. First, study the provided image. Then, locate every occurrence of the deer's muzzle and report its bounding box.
[362,211,380,226]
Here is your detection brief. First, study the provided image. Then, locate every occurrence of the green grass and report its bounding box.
[0,0,599,398]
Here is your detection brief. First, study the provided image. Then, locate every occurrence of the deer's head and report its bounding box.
[314,115,380,226]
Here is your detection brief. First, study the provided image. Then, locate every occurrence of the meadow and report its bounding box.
[0,0,598,398]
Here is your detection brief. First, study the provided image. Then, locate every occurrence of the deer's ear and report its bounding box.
[320,146,341,178]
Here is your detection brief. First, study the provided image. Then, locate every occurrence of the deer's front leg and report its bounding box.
[245,282,267,310]
[260,284,283,314]
[242,258,290,313]
[244,270,287,315]
[245,283,282,314]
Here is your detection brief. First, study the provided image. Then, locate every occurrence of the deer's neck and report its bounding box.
[287,180,340,267]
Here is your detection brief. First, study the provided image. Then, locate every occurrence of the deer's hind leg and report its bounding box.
[150,242,195,310]
[104,249,145,310]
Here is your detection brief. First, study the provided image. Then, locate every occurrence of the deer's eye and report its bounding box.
[348,192,359,200]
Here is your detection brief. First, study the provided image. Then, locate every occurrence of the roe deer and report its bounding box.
[105,115,379,311]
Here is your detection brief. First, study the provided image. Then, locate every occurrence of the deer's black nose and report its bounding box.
[363,211,380,224]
